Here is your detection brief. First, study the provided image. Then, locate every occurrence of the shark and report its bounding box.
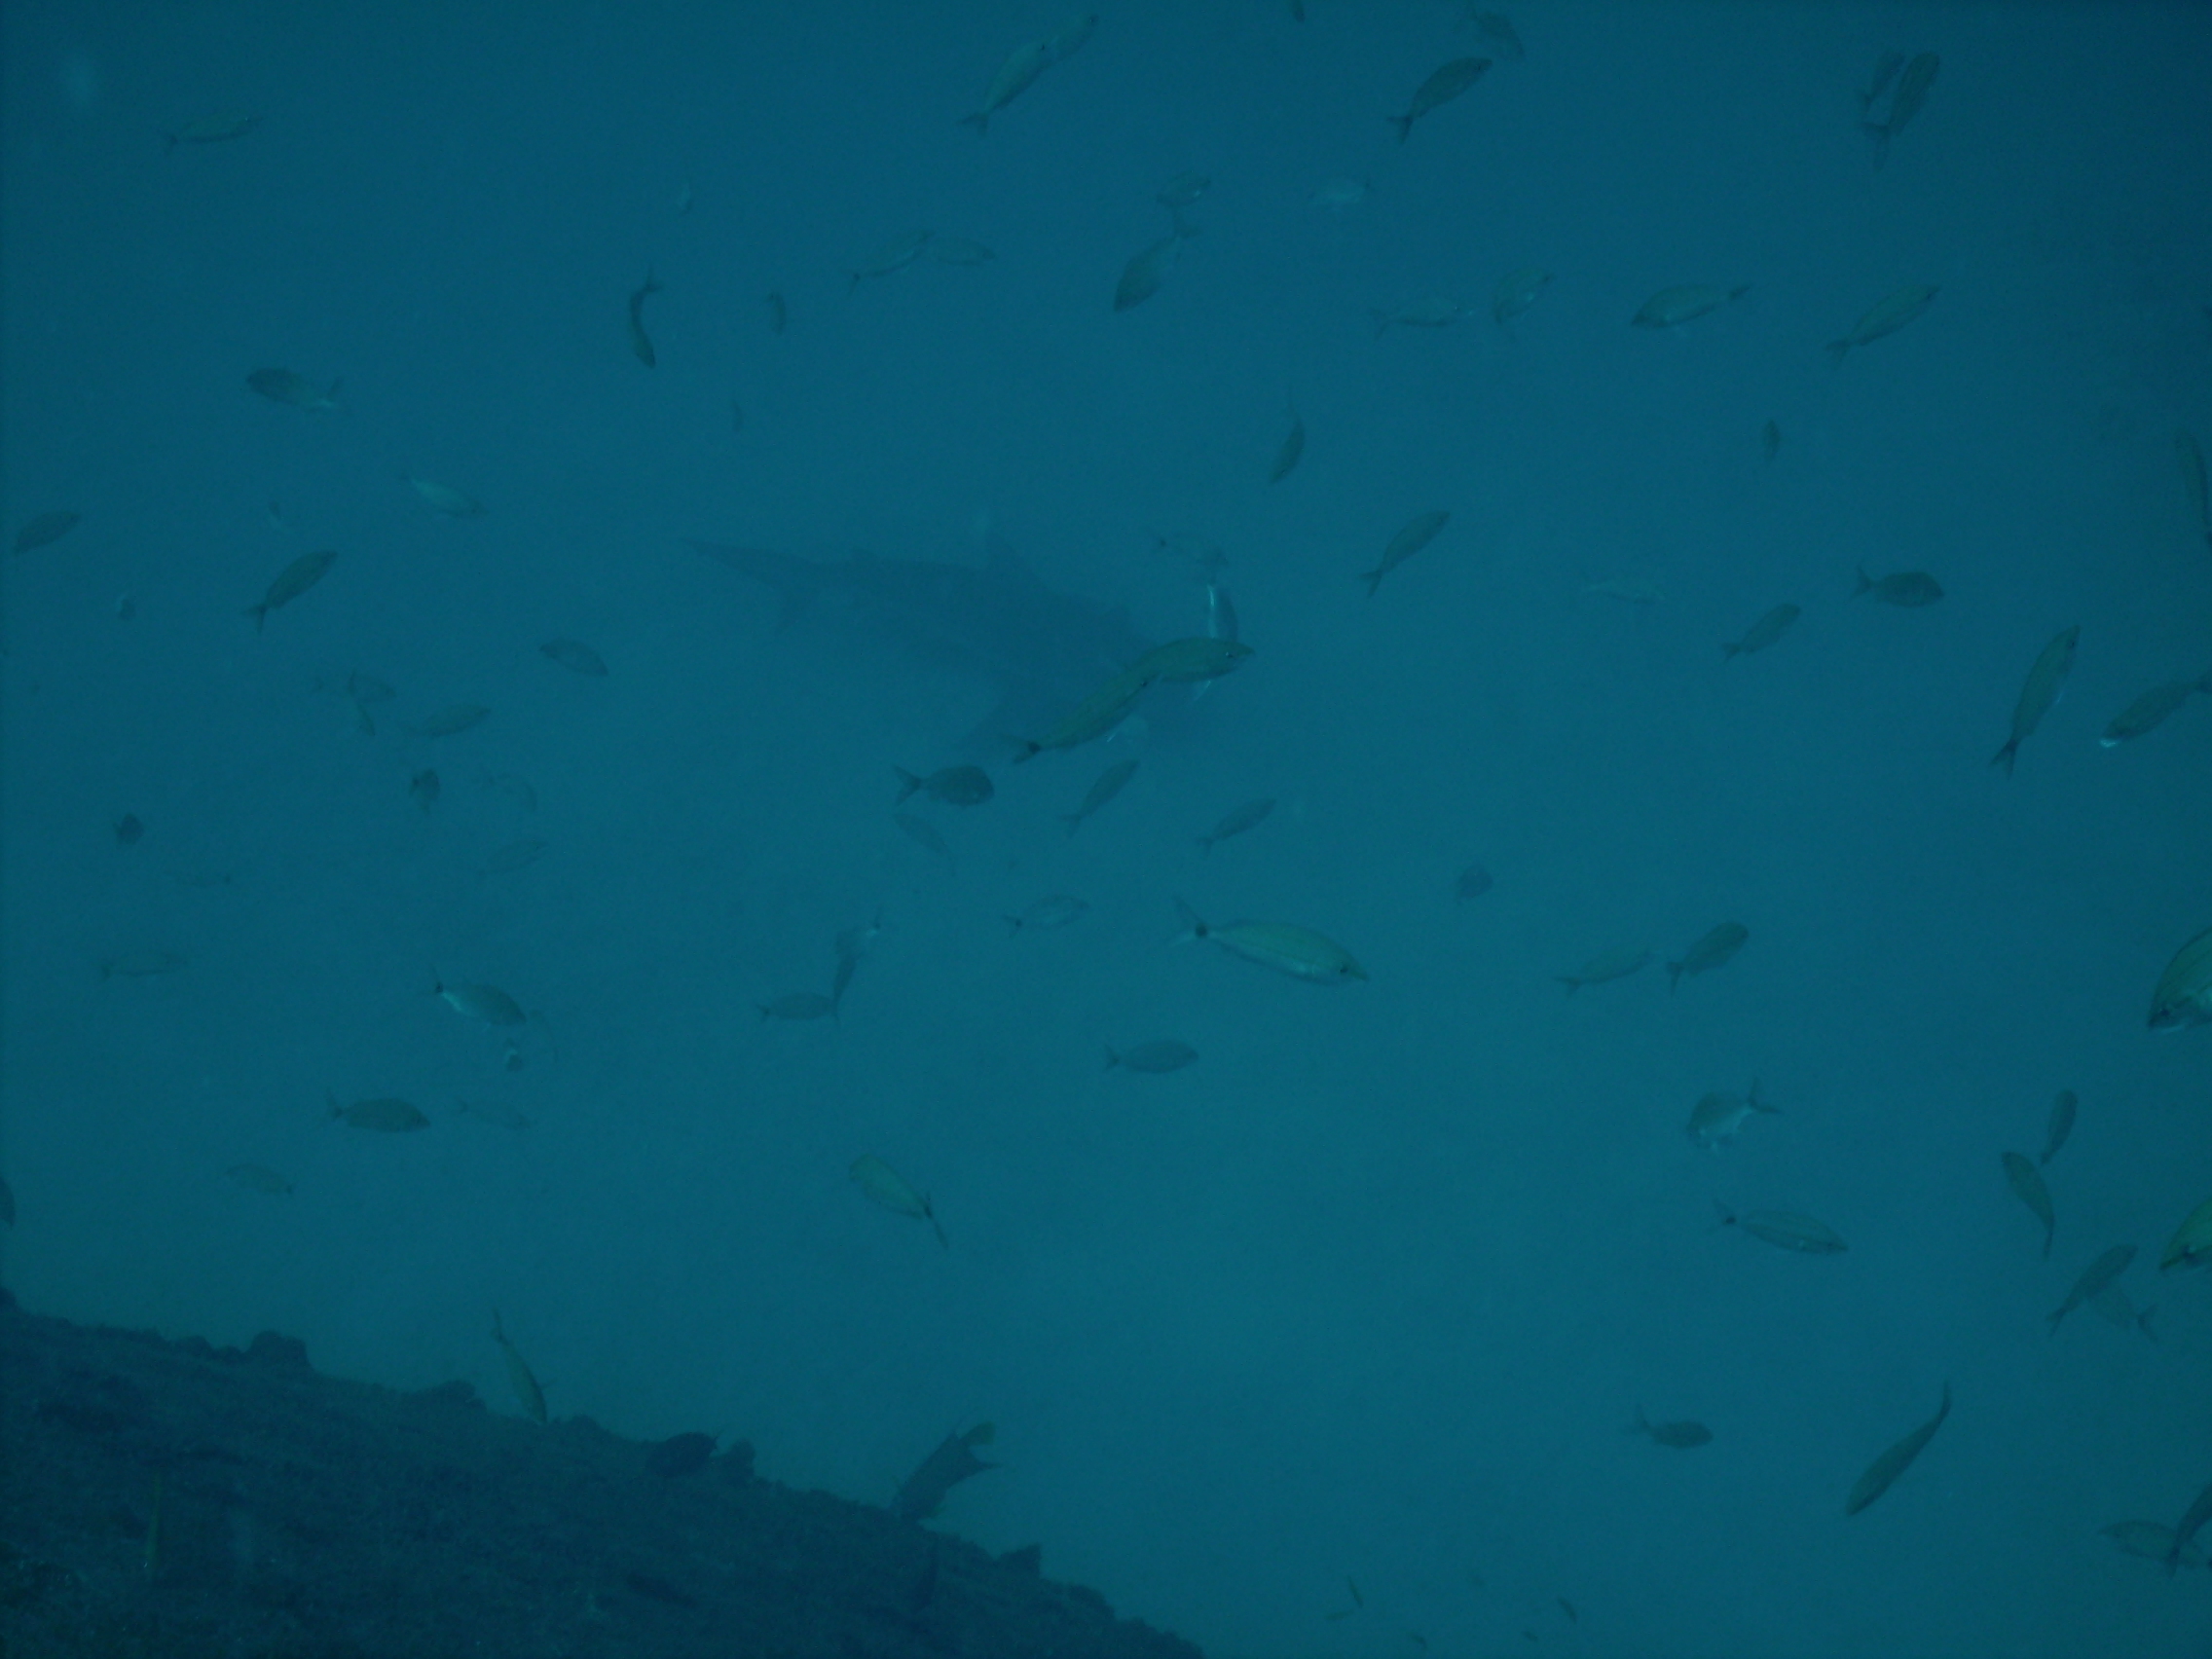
[688,536,1198,752]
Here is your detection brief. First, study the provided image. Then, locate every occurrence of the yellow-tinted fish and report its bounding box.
[1632,285,1749,328]
[1825,284,1937,364]
[1844,1382,1949,1515]
[2148,925,2212,1030]
[1388,57,1491,142]
[1174,898,1366,983]
[1714,1202,1846,1254]
[492,1311,548,1423]
[851,1154,948,1248]
[1991,624,2079,776]
[2001,1152,2055,1259]
[244,549,336,631]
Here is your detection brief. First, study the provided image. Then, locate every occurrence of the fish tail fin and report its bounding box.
[1005,736,1042,764]
[893,767,923,803]
[1853,567,1873,598]
[1990,738,2019,776]
[1171,896,1206,943]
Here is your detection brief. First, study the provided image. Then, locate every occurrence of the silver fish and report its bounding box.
[1174,898,1366,983]
[1991,625,2081,777]
[1844,1382,1950,1515]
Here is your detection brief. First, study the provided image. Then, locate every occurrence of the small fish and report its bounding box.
[851,229,935,288]
[435,977,526,1026]
[409,703,490,738]
[243,549,337,631]
[2039,1089,2077,1166]
[1557,945,1650,993]
[1667,923,1748,991]
[1198,797,1274,856]
[1629,1409,1712,1449]
[1269,403,1307,483]
[1844,1382,1950,1515]
[1371,293,1469,335]
[539,638,608,677]
[2161,1194,2212,1271]
[100,949,186,979]
[895,765,994,807]
[409,769,441,813]
[892,1422,995,1519]
[851,1154,948,1249]
[1991,625,2081,777]
[627,270,662,366]
[962,36,1051,134]
[246,368,339,411]
[1362,509,1451,597]
[1685,1081,1777,1150]
[1865,52,1938,169]
[1723,603,1800,659]
[1853,568,1942,606]
[164,111,261,150]
[12,509,81,555]
[2001,1152,2055,1259]
[1114,232,1185,312]
[1825,284,1937,364]
[409,476,485,517]
[1455,863,1493,902]
[2099,678,2205,748]
[225,1163,293,1196]
[893,811,953,863]
[1061,757,1137,834]
[1105,1040,1198,1074]
[492,1311,548,1423]
[2100,1522,2206,1571]
[1013,640,1251,761]
[1388,57,1491,143]
[759,992,836,1023]
[1006,894,1088,935]
[1174,898,1366,983]
[2047,1244,2136,1335]
[1714,1201,1847,1254]
[1492,266,1552,324]
[327,1094,429,1132]
[2176,428,2210,549]
[1632,285,1750,328]
[2148,925,2212,1031]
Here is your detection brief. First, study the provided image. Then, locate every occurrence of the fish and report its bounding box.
[246,368,339,411]
[2177,428,2211,549]
[759,992,836,1023]
[1825,284,1937,364]
[2101,1522,2206,1571]
[1632,285,1749,328]
[2001,1152,2055,1259]
[1269,403,1306,483]
[1006,895,1088,935]
[850,229,935,288]
[1388,57,1491,142]
[1722,603,1800,659]
[1361,510,1451,597]
[2148,925,2212,1030]
[1484,267,1554,330]
[851,1154,948,1248]
[1013,639,1252,762]
[12,509,81,555]
[1628,1409,1712,1449]
[1105,1040,1198,1074]
[1174,897,1366,983]
[99,949,186,979]
[1991,625,2081,776]
[243,549,337,631]
[409,703,490,738]
[962,35,1052,133]
[895,764,994,807]
[1714,1202,1847,1254]
[225,1163,293,1196]
[892,1422,995,1520]
[1115,232,1185,312]
[1685,1082,1777,1150]
[2099,678,2205,747]
[164,111,260,151]
[540,638,608,677]
[491,1311,548,1423]
[1061,757,1137,834]
[2047,1244,2136,1334]
[2039,1089,2077,1166]
[1844,1382,1950,1515]
[1464,10,1526,59]
[409,476,485,517]
[1853,568,1942,606]
[689,537,1164,752]
[627,269,662,366]
[1667,923,1748,990]
[2160,1195,2212,1272]
[1198,797,1274,855]
[327,1094,429,1132]
[1455,863,1493,901]
[115,814,145,846]
[1557,945,1650,993]
[2166,1480,2212,1574]
[1865,52,1938,169]
[894,812,953,863]
[1371,293,1469,335]
[435,977,525,1026]
[1858,50,1906,116]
